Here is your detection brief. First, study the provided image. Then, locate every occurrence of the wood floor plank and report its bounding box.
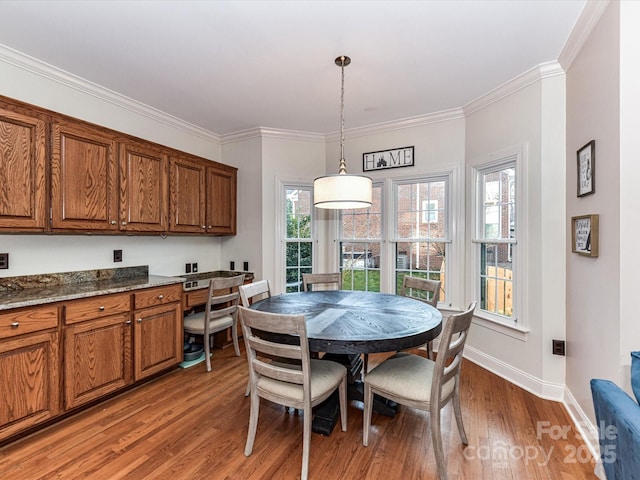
[0,347,597,479]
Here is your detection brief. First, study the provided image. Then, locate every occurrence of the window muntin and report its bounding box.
[394,178,448,302]
[285,187,313,293]
[339,184,382,292]
[476,162,516,319]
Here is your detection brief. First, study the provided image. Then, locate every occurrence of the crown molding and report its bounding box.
[324,108,465,143]
[463,62,565,116]
[221,127,325,145]
[558,0,611,71]
[0,44,221,144]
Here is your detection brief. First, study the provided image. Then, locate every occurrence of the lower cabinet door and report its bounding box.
[134,302,182,381]
[0,331,60,441]
[64,314,132,409]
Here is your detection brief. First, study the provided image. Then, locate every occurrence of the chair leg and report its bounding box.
[430,407,448,480]
[244,392,260,456]
[205,334,212,372]
[339,376,347,432]
[231,322,241,357]
[362,353,369,376]
[363,383,374,446]
[452,387,468,444]
[301,404,312,480]
[244,379,250,397]
[426,340,434,360]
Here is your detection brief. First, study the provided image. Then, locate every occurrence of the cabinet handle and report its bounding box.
[98,306,105,311]
[201,225,206,229]
[11,322,19,329]
[158,294,164,300]
[125,320,132,325]
[137,318,142,323]
[122,221,127,226]
[208,225,212,229]
[110,220,117,225]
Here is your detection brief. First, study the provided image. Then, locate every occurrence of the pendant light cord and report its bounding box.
[338,56,347,175]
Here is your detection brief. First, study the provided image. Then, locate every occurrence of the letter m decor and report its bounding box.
[363,146,414,172]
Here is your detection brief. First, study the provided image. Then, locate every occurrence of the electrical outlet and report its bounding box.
[113,250,122,262]
[552,339,565,356]
[185,263,191,274]
[192,263,198,273]
[243,261,249,271]
[0,253,8,269]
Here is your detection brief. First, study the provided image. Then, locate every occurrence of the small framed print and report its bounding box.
[572,214,599,257]
[577,140,595,197]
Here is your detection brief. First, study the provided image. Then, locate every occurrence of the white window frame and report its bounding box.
[392,174,452,304]
[470,146,529,339]
[281,182,315,293]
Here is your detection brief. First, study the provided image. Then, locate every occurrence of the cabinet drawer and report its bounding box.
[184,288,209,309]
[134,285,182,309]
[65,293,131,324]
[0,306,59,339]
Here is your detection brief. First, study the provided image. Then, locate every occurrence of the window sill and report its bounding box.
[471,313,530,341]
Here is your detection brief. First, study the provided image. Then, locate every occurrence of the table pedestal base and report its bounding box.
[312,354,397,436]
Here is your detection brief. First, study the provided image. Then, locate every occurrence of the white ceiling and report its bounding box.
[0,0,586,136]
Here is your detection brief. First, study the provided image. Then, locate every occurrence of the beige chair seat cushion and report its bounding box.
[257,359,346,402]
[365,352,455,404]
[183,311,233,334]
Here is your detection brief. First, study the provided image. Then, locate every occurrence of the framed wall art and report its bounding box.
[363,146,414,172]
[577,140,595,197]
[572,214,599,257]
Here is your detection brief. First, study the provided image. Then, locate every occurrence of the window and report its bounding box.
[339,184,383,291]
[475,160,516,321]
[394,177,449,303]
[284,186,313,293]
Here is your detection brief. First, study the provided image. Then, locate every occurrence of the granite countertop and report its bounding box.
[0,266,184,311]
[182,270,254,291]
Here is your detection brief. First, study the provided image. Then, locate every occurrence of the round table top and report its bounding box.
[250,290,442,354]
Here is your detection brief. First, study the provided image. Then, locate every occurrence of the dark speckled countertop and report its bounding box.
[0,266,184,311]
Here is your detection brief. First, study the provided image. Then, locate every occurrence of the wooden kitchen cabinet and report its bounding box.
[206,164,237,235]
[133,285,183,380]
[119,140,169,232]
[63,292,132,409]
[63,312,132,410]
[0,306,60,441]
[0,101,47,231]
[51,120,119,231]
[169,156,206,233]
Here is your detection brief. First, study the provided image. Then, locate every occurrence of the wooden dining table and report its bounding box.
[249,289,443,434]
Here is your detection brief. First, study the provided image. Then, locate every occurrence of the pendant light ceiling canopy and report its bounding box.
[313,56,372,210]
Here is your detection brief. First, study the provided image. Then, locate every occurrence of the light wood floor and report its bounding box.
[0,346,597,479]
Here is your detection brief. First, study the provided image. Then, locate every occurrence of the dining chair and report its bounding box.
[362,302,477,480]
[238,279,272,308]
[183,274,245,372]
[401,275,441,359]
[302,272,342,291]
[239,280,273,396]
[239,306,347,480]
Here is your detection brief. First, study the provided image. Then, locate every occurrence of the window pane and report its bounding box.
[481,167,515,240]
[397,180,447,240]
[395,242,445,303]
[480,242,513,317]
[340,242,381,292]
[341,185,382,239]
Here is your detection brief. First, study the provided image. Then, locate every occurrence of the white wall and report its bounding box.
[220,134,264,279]
[565,1,621,422]
[0,48,226,278]
[464,71,567,392]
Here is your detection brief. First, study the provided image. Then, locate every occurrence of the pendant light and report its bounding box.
[314,56,372,209]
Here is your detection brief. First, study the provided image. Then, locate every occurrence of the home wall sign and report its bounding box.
[363,146,414,172]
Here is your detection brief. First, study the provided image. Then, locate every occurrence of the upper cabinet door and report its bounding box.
[51,121,118,231]
[169,156,206,233]
[206,165,237,235]
[119,141,168,232]
[0,105,47,231]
